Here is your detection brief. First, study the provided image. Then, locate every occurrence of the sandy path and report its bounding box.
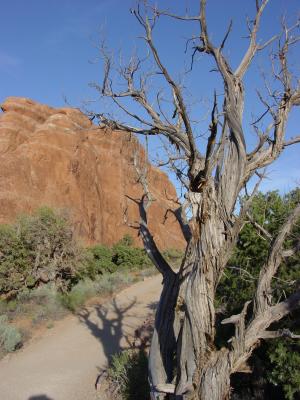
[0,274,162,400]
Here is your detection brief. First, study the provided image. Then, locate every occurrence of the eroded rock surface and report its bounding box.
[0,97,185,249]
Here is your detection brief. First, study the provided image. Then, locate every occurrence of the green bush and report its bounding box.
[0,224,32,295]
[163,248,184,269]
[0,207,86,297]
[0,207,158,317]
[267,339,300,400]
[216,189,300,398]
[0,223,154,299]
[217,190,300,315]
[28,284,67,323]
[60,271,135,312]
[108,349,149,400]
[163,248,183,260]
[84,245,116,277]
[0,315,22,352]
[112,237,152,270]
[17,207,85,289]
[0,284,67,324]
[60,279,97,311]
[118,234,134,247]
[81,235,153,279]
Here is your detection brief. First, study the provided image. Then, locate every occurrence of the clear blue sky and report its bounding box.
[0,0,299,193]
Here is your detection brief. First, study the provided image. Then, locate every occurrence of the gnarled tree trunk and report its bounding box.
[149,190,234,400]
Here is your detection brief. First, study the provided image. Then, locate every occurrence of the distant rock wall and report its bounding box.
[0,97,186,250]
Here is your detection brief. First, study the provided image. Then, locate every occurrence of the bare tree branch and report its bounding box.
[192,91,218,190]
[246,289,300,349]
[235,0,269,79]
[220,20,233,50]
[260,328,300,340]
[131,7,199,169]
[254,203,300,315]
[132,151,175,278]
[246,211,272,241]
[162,196,191,243]
[284,135,300,147]
[247,18,300,172]
[149,7,200,22]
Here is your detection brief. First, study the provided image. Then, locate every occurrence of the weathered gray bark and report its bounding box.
[148,240,232,400]
[148,205,300,400]
[148,186,249,399]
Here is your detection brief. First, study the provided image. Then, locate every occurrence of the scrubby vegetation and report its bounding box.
[81,234,153,280]
[0,208,182,358]
[108,349,149,400]
[0,209,158,299]
[106,318,153,400]
[0,207,84,297]
[0,315,22,352]
[60,271,135,312]
[217,189,300,400]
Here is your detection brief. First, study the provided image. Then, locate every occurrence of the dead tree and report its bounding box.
[90,1,300,399]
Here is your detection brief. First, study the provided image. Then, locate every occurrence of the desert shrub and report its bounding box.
[117,234,134,247]
[217,190,300,315]
[60,271,135,312]
[0,207,86,297]
[115,271,134,285]
[0,211,155,297]
[84,245,116,277]
[108,349,149,400]
[81,235,153,279]
[17,207,84,290]
[216,189,300,399]
[112,236,152,270]
[0,315,22,352]
[163,248,183,260]
[60,279,97,311]
[0,284,67,323]
[0,224,32,295]
[94,273,116,294]
[267,339,300,400]
[163,248,184,269]
[138,266,156,278]
[101,270,136,290]
[28,284,67,323]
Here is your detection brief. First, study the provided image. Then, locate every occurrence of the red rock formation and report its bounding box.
[0,97,185,250]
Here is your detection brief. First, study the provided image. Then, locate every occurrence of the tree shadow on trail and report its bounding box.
[78,297,138,365]
[78,298,158,389]
[28,396,54,400]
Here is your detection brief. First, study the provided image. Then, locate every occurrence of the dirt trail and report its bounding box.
[0,274,162,400]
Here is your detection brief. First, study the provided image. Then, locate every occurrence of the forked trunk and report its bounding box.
[149,205,233,400]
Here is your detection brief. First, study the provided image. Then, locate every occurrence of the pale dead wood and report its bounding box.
[245,289,300,349]
[235,0,270,79]
[254,203,300,315]
[246,211,272,241]
[284,135,300,147]
[259,328,300,340]
[132,150,175,278]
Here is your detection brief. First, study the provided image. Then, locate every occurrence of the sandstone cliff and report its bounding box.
[0,97,185,250]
